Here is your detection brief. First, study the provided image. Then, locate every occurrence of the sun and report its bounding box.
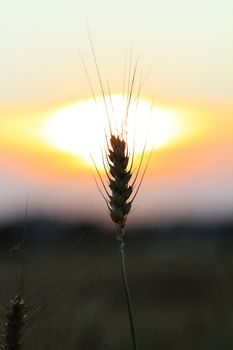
[41,95,183,168]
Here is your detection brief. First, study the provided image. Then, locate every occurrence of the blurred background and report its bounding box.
[0,0,233,348]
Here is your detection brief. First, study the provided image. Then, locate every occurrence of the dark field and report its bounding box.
[0,219,233,349]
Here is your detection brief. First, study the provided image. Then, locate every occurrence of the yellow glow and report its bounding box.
[41,96,188,168]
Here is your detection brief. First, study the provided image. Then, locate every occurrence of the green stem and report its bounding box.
[118,237,138,350]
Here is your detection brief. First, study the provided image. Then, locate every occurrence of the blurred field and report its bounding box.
[0,219,233,349]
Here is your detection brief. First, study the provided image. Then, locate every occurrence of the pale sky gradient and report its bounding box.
[1,0,232,104]
[0,0,233,224]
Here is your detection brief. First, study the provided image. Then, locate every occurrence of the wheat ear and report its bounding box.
[1,294,26,350]
[108,135,132,239]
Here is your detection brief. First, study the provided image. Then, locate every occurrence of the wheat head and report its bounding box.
[107,134,133,239]
[1,294,26,350]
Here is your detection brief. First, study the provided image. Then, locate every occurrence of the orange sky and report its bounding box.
[1,101,232,223]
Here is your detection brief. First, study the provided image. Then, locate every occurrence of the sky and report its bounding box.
[0,0,233,225]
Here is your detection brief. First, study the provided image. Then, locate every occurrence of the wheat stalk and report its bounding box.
[1,294,26,350]
[105,132,138,350]
[80,29,153,350]
[105,130,140,350]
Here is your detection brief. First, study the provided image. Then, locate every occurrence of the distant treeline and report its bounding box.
[0,217,232,254]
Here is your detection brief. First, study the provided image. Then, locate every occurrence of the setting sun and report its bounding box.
[41,96,184,168]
